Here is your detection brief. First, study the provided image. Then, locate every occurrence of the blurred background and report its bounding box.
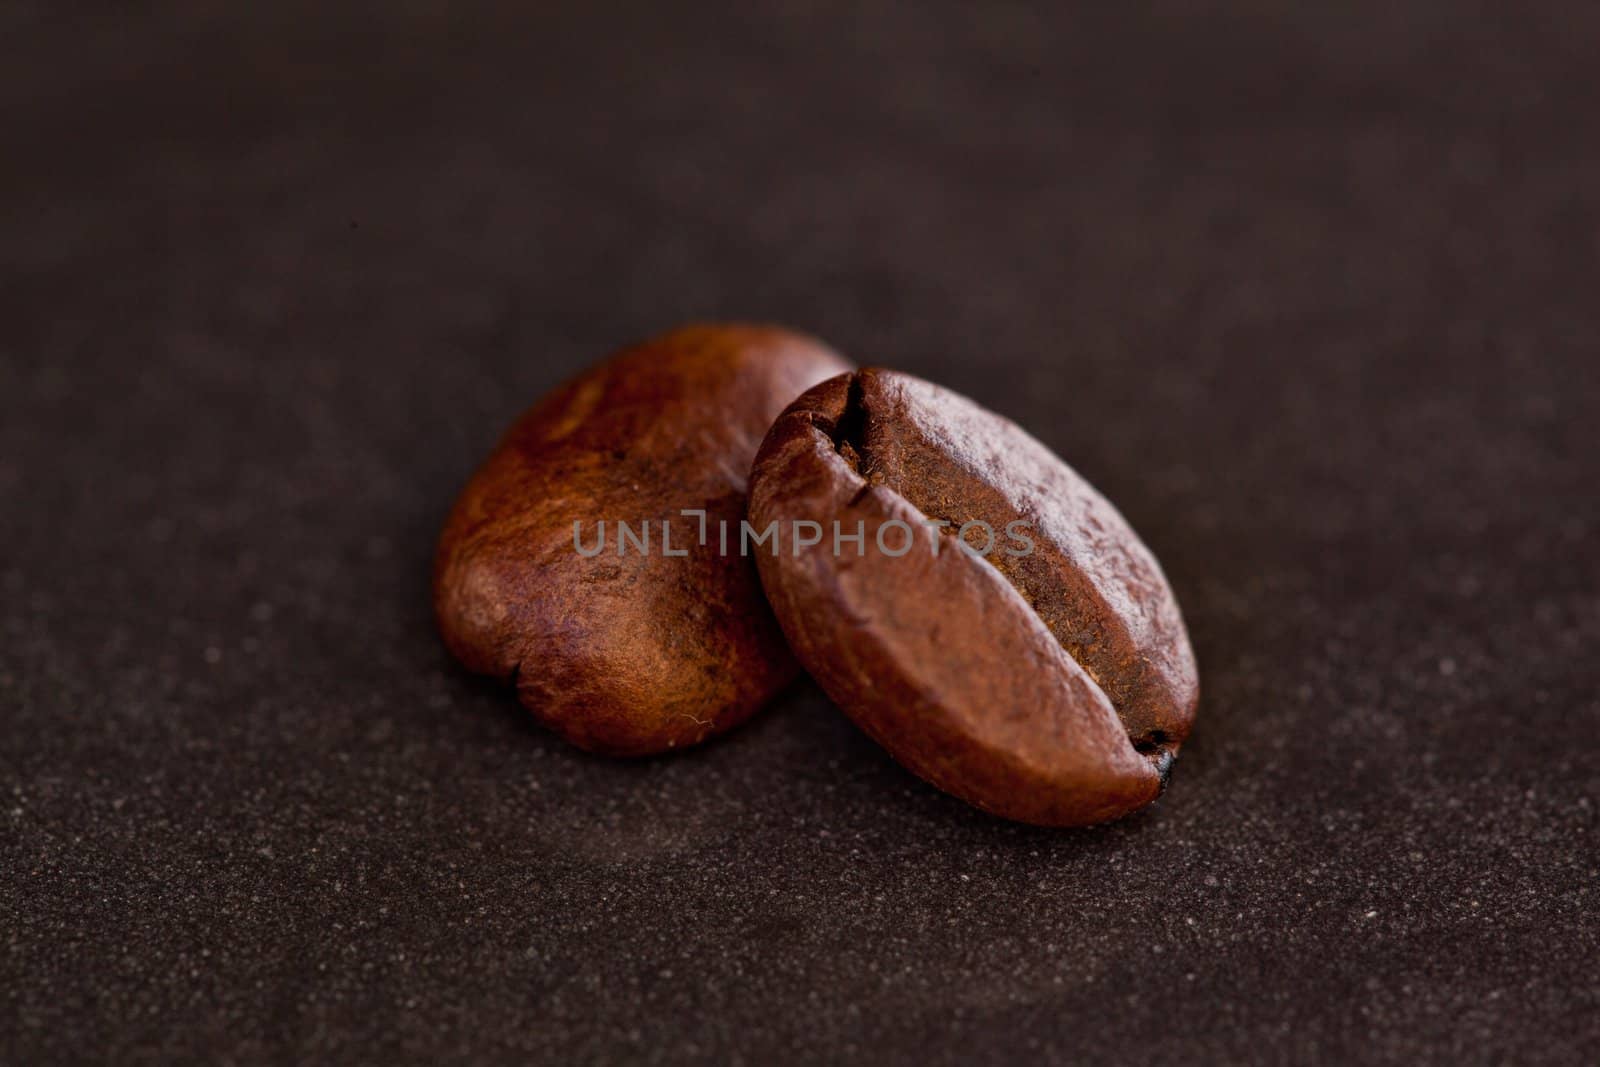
[3,3,1597,1064]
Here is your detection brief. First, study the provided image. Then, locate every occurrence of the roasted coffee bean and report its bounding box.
[748,369,1199,825]
[434,324,851,756]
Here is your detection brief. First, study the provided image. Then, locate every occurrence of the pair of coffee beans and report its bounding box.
[434,324,1199,826]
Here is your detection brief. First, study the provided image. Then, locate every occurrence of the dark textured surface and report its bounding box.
[3,3,1598,1064]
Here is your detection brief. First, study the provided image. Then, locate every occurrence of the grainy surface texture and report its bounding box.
[3,3,1598,1064]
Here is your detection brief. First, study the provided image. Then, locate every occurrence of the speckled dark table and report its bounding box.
[4,4,1598,1064]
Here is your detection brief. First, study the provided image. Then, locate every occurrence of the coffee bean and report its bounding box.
[434,324,851,756]
[748,369,1199,825]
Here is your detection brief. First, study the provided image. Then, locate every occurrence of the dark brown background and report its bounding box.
[4,3,1598,1064]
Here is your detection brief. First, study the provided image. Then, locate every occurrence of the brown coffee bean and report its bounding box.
[434,324,851,756]
[748,369,1199,825]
